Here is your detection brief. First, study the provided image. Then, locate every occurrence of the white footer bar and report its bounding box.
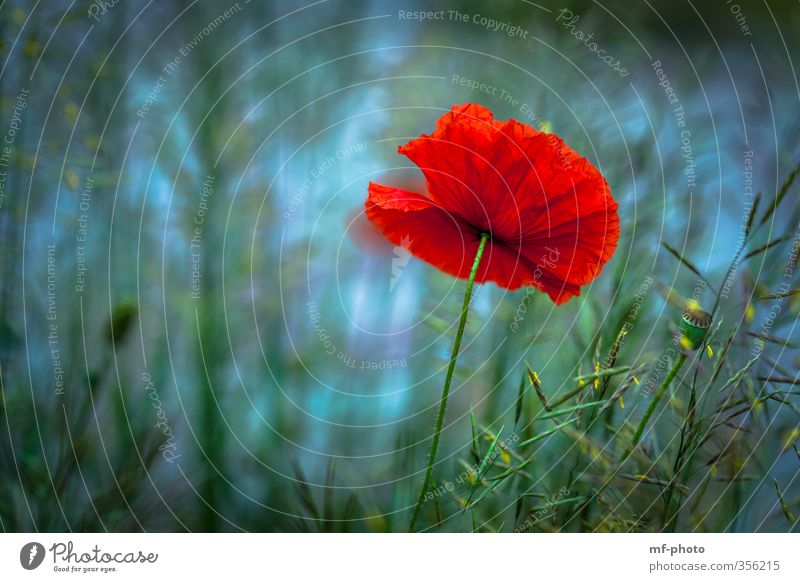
[0,533,796,580]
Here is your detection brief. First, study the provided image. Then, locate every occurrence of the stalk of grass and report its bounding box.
[743,233,795,261]
[515,371,528,425]
[746,332,800,349]
[757,159,800,228]
[755,289,800,302]
[291,460,321,523]
[549,384,589,409]
[469,412,481,464]
[526,364,551,411]
[516,417,581,447]
[340,494,357,533]
[667,354,761,530]
[746,192,762,234]
[717,355,761,392]
[322,460,335,532]
[462,426,504,510]
[574,365,634,385]
[536,400,608,420]
[408,233,489,531]
[621,353,687,461]
[772,479,797,526]
[662,242,715,295]
[674,336,717,519]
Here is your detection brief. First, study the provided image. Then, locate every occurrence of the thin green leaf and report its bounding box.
[717,355,761,393]
[536,400,608,421]
[470,412,480,464]
[518,418,581,447]
[526,364,551,411]
[758,377,800,385]
[745,192,761,234]
[746,332,800,349]
[291,460,320,521]
[322,460,335,531]
[773,478,797,525]
[475,426,504,481]
[515,371,527,426]
[744,233,795,261]
[755,289,800,302]
[759,159,800,226]
[574,365,633,384]
[662,241,711,288]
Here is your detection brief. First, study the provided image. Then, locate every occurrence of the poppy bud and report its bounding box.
[679,300,712,351]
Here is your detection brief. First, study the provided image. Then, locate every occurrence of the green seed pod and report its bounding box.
[679,301,712,351]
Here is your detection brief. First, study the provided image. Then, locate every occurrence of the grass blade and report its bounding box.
[759,159,800,227]
[743,233,795,261]
[526,364,551,411]
[773,478,797,526]
[518,418,581,447]
[515,371,527,426]
[662,241,712,289]
[537,400,608,421]
[717,355,761,393]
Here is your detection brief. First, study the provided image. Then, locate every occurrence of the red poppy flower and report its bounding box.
[365,103,620,304]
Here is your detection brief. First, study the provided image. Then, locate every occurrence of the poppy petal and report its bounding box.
[398,104,509,230]
[476,242,583,304]
[366,182,484,280]
[366,104,621,304]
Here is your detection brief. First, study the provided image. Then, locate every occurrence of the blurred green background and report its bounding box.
[1,0,799,532]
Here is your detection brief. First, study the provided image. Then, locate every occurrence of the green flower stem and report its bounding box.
[621,352,687,461]
[408,232,490,532]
